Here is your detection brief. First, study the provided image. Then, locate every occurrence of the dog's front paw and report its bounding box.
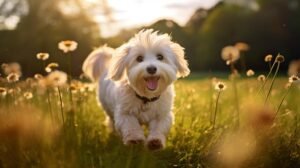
[123,132,145,145]
[147,134,166,150]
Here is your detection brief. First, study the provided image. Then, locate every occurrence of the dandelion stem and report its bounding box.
[67,53,73,107]
[275,84,292,118]
[43,61,46,74]
[230,63,235,74]
[57,87,65,124]
[258,61,276,95]
[240,53,247,73]
[264,62,280,105]
[213,91,221,129]
[233,79,240,127]
[46,89,54,123]
[209,80,214,124]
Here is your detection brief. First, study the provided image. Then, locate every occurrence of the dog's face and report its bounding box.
[108,29,190,98]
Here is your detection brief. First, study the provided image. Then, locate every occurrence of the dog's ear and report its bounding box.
[170,43,190,78]
[107,45,130,81]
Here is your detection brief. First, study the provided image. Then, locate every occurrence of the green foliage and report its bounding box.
[105,0,300,72]
[0,0,101,76]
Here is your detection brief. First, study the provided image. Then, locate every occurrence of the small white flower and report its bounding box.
[246,69,255,77]
[36,53,50,61]
[58,40,78,53]
[288,75,299,83]
[215,82,227,91]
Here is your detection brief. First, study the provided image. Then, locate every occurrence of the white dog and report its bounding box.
[82,29,190,150]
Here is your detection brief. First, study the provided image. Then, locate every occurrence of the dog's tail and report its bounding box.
[82,45,114,82]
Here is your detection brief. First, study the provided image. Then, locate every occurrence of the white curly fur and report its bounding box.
[82,29,190,150]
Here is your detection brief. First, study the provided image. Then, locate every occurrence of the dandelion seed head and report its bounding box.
[1,63,8,70]
[275,54,285,63]
[70,85,78,93]
[84,83,95,92]
[34,74,43,80]
[7,73,20,83]
[264,54,273,62]
[215,82,227,91]
[24,92,33,99]
[45,67,51,73]
[221,46,240,65]
[257,75,266,82]
[46,70,67,87]
[288,59,300,76]
[58,40,78,53]
[246,69,255,77]
[288,75,299,83]
[45,62,59,73]
[0,87,7,97]
[235,42,250,51]
[36,53,49,61]
[1,62,22,76]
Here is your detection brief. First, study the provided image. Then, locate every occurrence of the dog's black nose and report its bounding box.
[146,66,157,74]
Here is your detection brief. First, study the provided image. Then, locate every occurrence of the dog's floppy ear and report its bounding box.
[170,43,190,78]
[107,45,130,81]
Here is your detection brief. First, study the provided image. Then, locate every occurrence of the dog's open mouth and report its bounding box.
[144,76,160,91]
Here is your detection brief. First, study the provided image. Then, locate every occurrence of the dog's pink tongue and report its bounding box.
[146,78,158,91]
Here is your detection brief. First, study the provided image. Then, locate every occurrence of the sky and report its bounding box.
[92,0,220,37]
[1,0,220,36]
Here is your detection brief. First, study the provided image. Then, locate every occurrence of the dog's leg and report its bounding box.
[147,113,173,150]
[115,114,145,145]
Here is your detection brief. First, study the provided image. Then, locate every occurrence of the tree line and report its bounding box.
[0,0,299,77]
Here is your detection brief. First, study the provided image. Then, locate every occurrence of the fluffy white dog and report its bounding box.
[82,29,190,150]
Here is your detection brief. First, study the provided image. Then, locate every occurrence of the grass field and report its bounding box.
[0,71,299,167]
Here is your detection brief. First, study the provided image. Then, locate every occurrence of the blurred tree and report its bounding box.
[183,0,299,72]
[1,0,300,75]
[0,0,102,77]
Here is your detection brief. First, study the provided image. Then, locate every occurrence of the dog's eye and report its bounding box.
[136,55,144,62]
[157,54,164,61]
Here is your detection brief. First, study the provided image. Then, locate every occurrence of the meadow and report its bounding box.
[0,43,299,168]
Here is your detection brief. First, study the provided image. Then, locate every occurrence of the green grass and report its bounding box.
[0,76,299,168]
